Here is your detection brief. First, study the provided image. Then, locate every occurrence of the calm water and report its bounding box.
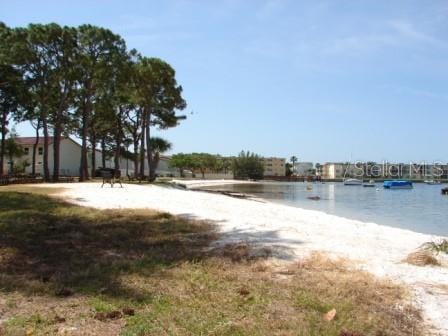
[201,182,448,236]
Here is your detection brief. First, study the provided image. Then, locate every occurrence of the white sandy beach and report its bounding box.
[41,182,448,335]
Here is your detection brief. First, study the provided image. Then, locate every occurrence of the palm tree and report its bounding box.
[5,136,24,174]
[149,137,172,181]
[290,156,298,175]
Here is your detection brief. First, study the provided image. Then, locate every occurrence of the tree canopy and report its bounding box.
[233,151,264,180]
[0,22,186,180]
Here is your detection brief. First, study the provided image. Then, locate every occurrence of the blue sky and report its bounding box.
[1,0,447,163]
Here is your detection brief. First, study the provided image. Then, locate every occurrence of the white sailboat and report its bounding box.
[424,179,441,185]
[363,179,376,187]
[343,178,363,186]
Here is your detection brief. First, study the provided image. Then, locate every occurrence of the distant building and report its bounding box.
[322,163,344,179]
[293,162,314,176]
[262,157,286,176]
[6,137,105,176]
[156,155,178,176]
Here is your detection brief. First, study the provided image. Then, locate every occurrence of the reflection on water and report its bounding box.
[200,182,448,236]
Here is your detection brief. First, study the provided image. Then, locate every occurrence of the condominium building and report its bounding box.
[293,162,314,176]
[262,157,286,176]
[5,137,104,176]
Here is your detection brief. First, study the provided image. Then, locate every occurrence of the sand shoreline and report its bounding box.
[30,182,448,335]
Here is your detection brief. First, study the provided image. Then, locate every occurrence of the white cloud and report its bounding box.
[381,84,447,100]
[388,20,448,49]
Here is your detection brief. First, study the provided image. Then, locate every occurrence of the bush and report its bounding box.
[233,151,264,180]
[423,239,448,254]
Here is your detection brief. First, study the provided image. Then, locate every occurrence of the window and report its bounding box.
[38,147,43,155]
[24,147,29,155]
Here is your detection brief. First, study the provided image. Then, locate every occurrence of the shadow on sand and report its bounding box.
[0,192,300,301]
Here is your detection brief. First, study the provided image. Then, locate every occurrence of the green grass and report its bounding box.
[423,239,448,254]
[0,189,425,336]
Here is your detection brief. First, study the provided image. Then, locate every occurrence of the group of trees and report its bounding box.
[169,151,264,180]
[0,22,186,181]
[232,151,264,180]
[170,153,232,178]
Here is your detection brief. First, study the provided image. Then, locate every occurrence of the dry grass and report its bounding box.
[0,190,426,336]
[0,184,65,196]
[404,251,441,267]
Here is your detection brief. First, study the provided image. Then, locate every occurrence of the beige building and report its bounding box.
[322,163,347,179]
[262,157,286,176]
[5,136,105,176]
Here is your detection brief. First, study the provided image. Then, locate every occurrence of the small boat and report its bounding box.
[363,179,376,187]
[306,185,313,191]
[343,178,363,186]
[383,180,413,189]
[425,180,441,185]
[307,196,321,201]
[442,188,448,195]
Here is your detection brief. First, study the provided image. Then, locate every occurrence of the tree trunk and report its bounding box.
[80,113,89,181]
[31,120,41,176]
[90,133,96,177]
[0,111,6,176]
[139,110,146,179]
[52,123,62,181]
[42,117,50,181]
[146,109,154,182]
[114,107,122,173]
[133,138,139,177]
[101,137,106,167]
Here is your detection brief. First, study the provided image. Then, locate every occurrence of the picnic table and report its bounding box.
[100,169,123,188]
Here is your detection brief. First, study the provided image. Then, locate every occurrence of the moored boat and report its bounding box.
[425,180,441,185]
[363,179,376,187]
[383,180,413,189]
[343,178,363,186]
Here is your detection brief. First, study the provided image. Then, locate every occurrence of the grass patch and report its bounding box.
[423,239,448,254]
[0,191,425,335]
[0,184,65,196]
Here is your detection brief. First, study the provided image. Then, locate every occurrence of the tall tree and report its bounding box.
[49,26,78,181]
[134,57,186,181]
[7,24,76,181]
[0,23,26,175]
[0,64,23,175]
[74,25,127,181]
